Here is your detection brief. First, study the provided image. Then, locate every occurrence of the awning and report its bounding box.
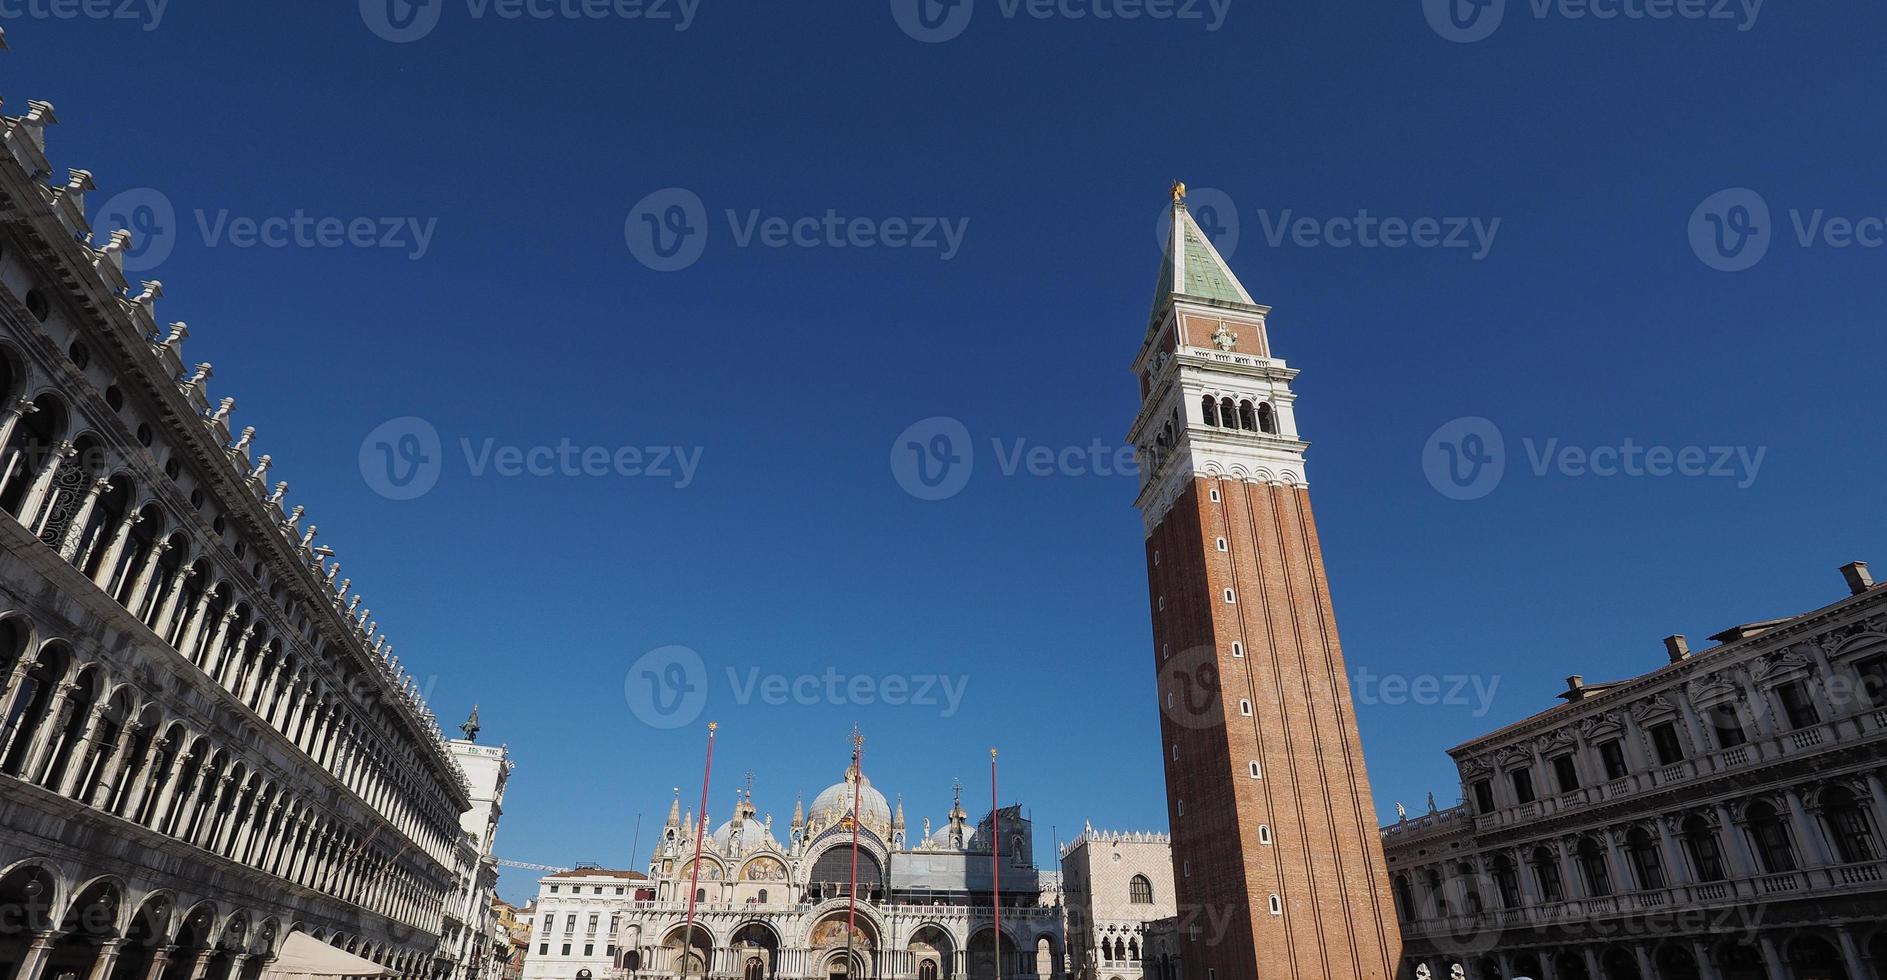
[260,932,398,980]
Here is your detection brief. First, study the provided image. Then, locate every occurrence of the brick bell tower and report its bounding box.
[1129,183,1402,980]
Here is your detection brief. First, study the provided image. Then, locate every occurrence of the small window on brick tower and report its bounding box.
[1171,744,1179,761]
[1217,537,1228,551]
[1153,550,1160,566]
[1249,761,1262,779]
[1209,488,1221,503]
[1239,699,1253,717]
[1258,824,1272,845]
[1223,589,1236,603]
[1268,895,1283,916]
[1231,641,1244,658]
[1158,595,1166,610]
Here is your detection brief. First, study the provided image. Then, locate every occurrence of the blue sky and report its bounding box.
[6,0,1885,905]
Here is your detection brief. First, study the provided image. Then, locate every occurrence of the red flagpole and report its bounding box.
[681,721,716,980]
[847,727,863,976]
[991,748,1001,980]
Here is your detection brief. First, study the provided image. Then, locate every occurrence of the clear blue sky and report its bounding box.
[6,1,1884,905]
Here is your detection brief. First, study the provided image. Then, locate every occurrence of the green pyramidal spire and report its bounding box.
[1151,182,1256,328]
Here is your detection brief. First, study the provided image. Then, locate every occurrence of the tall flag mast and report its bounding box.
[991,747,1002,980]
[845,726,864,977]
[680,721,716,980]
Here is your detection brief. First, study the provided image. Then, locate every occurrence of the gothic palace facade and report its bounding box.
[1382,563,1887,980]
[0,86,500,980]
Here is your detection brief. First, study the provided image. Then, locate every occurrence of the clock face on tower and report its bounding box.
[1131,187,1403,980]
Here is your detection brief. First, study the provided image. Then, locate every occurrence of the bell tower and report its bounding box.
[1130,183,1402,980]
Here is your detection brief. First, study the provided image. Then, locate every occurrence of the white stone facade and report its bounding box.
[521,870,646,980]
[1056,830,1177,980]
[0,92,474,980]
[446,735,513,980]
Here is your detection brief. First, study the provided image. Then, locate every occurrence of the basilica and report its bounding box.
[615,764,1064,979]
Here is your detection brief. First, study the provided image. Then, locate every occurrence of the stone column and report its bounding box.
[1713,804,1759,878]
[19,441,76,532]
[1784,788,1830,868]
[1689,941,1724,980]
[1581,948,1602,980]
[203,616,243,683]
[1603,830,1634,894]
[57,477,111,562]
[54,698,112,797]
[13,931,58,980]
[1756,935,1786,980]
[84,721,143,808]
[151,574,193,645]
[1657,814,1691,886]
[141,948,175,980]
[186,950,216,980]
[0,397,41,482]
[1866,773,1887,840]
[92,510,143,593]
[1555,840,1583,900]
[23,680,81,785]
[1836,927,1870,980]
[118,734,169,819]
[124,540,174,620]
[87,939,128,980]
[174,591,220,665]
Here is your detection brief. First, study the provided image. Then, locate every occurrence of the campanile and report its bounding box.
[1130,183,1402,980]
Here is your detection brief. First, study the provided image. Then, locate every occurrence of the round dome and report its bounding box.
[925,824,975,850]
[810,772,892,831]
[712,816,777,850]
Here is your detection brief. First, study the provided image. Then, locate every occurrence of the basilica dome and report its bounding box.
[809,770,892,832]
[712,816,777,851]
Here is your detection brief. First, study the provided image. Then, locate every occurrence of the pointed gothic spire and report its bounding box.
[792,794,805,828]
[1151,180,1256,327]
[667,788,682,828]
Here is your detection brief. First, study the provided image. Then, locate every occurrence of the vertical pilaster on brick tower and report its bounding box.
[1128,183,1403,980]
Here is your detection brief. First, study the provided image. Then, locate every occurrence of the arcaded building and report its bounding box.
[0,87,476,980]
[1382,562,1887,980]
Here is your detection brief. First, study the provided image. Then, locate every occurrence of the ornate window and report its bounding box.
[1130,875,1153,904]
[1746,802,1797,873]
[1576,837,1612,896]
[1626,827,1665,890]
[1237,400,1257,431]
[1682,816,1726,882]
[1257,402,1277,434]
[1201,396,1218,427]
[1822,788,1880,864]
[1529,846,1563,902]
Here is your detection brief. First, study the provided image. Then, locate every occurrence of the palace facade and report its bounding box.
[1382,562,1887,980]
[1056,828,1177,980]
[0,77,487,980]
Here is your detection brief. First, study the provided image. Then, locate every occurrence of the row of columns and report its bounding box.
[1415,922,1875,980]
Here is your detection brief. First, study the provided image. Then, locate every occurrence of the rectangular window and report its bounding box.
[1598,740,1628,780]
[1471,779,1495,814]
[1649,722,1685,765]
[1552,755,1580,793]
[1535,858,1563,902]
[538,945,548,957]
[1712,705,1748,748]
[560,945,571,957]
[1509,768,1536,805]
[587,914,598,935]
[583,945,593,958]
[1778,682,1820,730]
